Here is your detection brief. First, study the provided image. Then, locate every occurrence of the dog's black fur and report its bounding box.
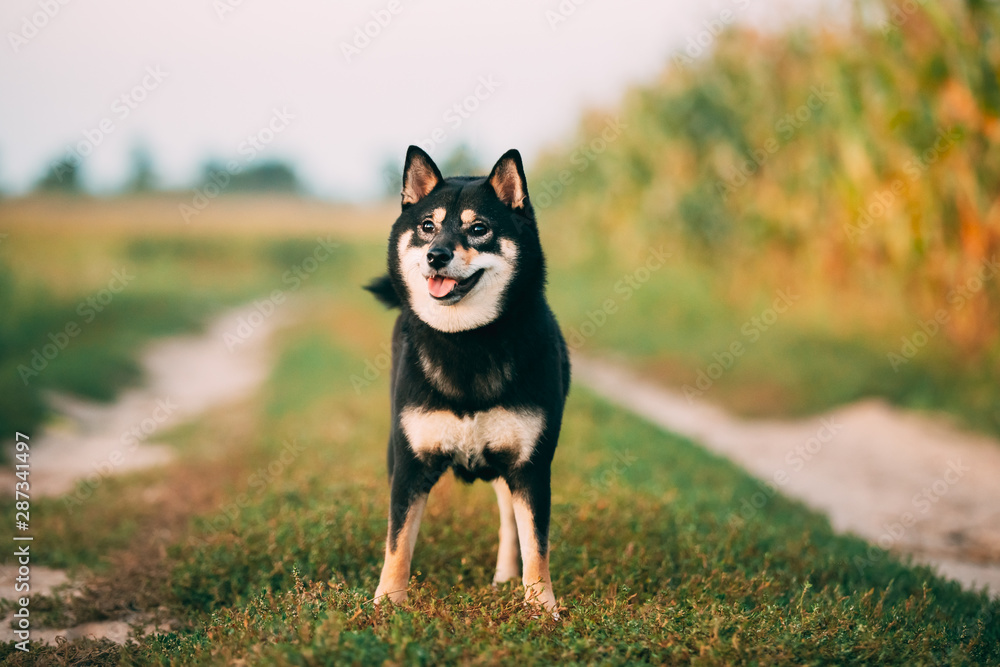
[366,146,569,609]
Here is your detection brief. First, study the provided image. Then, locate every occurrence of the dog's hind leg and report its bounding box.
[492,478,520,585]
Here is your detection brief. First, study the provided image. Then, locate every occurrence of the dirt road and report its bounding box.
[573,355,1000,598]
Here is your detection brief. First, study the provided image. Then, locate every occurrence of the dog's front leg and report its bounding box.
[374,470,429,606]
[510,470,557,613]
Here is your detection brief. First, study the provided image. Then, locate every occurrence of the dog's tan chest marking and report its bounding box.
[400,406,544,467]
[417,349,462,398]
[418,349,513,400]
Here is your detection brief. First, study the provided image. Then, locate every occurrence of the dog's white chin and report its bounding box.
[397,232,517,333]
[411,289,500,332]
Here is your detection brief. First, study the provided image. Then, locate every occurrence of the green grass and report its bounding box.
[7,259,997,664]
[2,203,997,663]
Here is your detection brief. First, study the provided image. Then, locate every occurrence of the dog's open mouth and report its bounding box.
[428,269,485,304]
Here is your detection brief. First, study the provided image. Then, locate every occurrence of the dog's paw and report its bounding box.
[492,568,520,586]
[373,585,408,606]
[524,599,561,621]
[523,581,558,615]
[531,610,561,621]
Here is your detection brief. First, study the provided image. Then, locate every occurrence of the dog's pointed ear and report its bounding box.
[487,149,529,210]
[401,146,443,207]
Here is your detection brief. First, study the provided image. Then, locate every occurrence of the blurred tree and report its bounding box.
[380,156,403,201]
[125,142,156,193]
[197,159,301,194]
[440,142,481,177]
[231,161,300,192]
[34,156,81,194]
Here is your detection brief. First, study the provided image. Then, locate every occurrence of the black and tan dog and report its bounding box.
[365,146,569,613]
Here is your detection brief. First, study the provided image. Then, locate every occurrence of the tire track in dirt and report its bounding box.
[573,355,1000,598]
[0,303,288,645]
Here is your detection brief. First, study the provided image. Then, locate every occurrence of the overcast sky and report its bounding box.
[0,0,835,200]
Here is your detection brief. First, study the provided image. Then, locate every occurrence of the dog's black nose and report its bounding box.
[426,246,453,269]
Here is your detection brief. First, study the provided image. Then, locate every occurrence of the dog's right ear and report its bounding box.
[401,146,443,207]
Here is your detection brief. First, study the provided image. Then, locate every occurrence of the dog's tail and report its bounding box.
[364,274,401,309]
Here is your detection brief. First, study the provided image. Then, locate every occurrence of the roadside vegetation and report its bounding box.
[535,0,1000,435]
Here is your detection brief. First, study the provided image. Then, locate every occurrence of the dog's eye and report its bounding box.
[469,222,490,237]
[420,220,435,234]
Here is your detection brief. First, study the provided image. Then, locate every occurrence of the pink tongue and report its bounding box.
[428,276,458,298]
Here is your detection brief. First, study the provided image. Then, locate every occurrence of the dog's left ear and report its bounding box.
[488,149,529,210]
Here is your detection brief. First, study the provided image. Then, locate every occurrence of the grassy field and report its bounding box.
[1,198,997,665]
[0,196,392,443]
[543,253,1000,435]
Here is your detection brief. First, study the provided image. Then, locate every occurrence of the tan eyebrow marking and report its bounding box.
[431,207,446,223]
[460,209,477,224]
